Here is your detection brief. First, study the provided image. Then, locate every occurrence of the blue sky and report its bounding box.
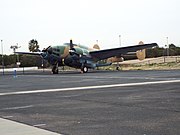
[0,0,180,54]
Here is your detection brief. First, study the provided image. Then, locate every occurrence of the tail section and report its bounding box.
[136,41,146,60]
[93,44,100,50]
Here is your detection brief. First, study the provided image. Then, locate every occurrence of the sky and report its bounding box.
[0,0,180,54]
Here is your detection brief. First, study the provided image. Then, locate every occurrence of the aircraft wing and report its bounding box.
[15,52,42,56]
[90,43,158,61]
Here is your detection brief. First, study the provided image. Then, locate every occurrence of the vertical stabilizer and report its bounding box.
[136,41,146,60]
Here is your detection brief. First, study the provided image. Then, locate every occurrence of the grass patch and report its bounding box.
[121,62,180,70]
[99,62,180,71]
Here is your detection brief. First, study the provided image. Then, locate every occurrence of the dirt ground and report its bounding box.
[112,56,180,70]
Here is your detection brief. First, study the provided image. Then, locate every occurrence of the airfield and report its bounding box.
[0,70,180,135]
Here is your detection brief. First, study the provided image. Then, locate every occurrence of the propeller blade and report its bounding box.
[70,39,73,49]
[42,46,51,52]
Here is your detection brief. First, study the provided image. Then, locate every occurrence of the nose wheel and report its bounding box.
[52,63,59,74]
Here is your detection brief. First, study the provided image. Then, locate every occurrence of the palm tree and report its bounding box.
[28,39,40,52]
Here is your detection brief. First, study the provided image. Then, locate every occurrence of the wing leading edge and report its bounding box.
[90,43,158,61]
[15,52,42,56]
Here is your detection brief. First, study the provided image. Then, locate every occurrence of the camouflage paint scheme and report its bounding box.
[16,40,157,74]
[44,43,100,72]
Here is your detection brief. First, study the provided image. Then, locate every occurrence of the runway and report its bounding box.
[0,70,180,135]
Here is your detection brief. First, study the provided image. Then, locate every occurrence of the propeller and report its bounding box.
[68,39,84,57]
[42,46,52,54]
[41,46,53,59]
[68,39,89,72]
[69,39,76,55]
[70,39,74,49]
[42,46,53,54]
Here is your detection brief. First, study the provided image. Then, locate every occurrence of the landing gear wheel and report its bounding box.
[52,64,59,74]
[52,68,58,74]
[81,66,88,73]
[116,66,122,71]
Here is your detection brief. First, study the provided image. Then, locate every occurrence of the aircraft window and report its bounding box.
[53,48,57,51]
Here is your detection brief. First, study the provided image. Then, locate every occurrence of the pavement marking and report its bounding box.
[2,116,13,118]
[1,105,34,110]
[0,80,180,96]
[33,124,46,127]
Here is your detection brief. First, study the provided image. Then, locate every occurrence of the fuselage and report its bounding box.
[43,43,98,69]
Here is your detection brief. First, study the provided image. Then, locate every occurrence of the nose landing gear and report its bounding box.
[52,63,59,74]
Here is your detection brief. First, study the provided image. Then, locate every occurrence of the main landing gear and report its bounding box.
[81,66,88,73]
[116,62,121,71]
[52,63,59,74]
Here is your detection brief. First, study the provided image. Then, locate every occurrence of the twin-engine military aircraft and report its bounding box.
[17,40,157,74]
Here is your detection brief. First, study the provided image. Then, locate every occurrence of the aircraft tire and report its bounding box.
[81,66,88,73]
[52,67,59,74]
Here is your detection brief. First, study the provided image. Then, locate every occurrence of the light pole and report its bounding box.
[1,40,4,75]
[16,43,20,63]
[116,35,122,70]
[119,35,121,47]
[166,37,169,56]
[10,43,21,67]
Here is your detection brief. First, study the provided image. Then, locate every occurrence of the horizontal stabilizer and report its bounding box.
[96,63,112,67]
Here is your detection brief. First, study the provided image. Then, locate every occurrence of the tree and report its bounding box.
[169,44,176,48]
[28,39,40,52]
[169,44,180,55]
[146,47,164,58]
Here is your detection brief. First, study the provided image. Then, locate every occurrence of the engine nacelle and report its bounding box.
[69,47,89,56]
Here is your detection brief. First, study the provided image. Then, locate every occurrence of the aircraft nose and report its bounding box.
[42,46,52,54]
[47,47,53,54]
[41,46,52,59]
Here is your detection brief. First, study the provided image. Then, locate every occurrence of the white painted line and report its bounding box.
[33,124,46,127]
[1,105,34,110]
[2,116,13,119]
[0,80,180,96]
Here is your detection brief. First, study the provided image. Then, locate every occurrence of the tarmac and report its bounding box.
[0,69,180,135]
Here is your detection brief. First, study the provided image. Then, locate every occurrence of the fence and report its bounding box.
[137,56,180,65]
[0,67,39,75]
[118,56,180,66]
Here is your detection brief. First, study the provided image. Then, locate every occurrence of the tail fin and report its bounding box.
[136,41,146,60]
[93,44,100,50]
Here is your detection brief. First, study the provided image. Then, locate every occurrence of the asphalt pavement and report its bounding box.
[0,70,180,135]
